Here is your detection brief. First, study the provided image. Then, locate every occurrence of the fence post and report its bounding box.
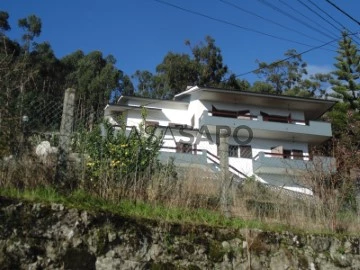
[219,129,231,218]
[55,88,75,189]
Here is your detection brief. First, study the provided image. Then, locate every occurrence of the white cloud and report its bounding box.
[306,64,333,76]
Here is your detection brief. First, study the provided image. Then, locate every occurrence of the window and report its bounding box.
[240,145,252,159]
[221,145,253,158]
[283,149,292,159]
[292,149,304,160]
[176,142,193,153]
[261,111,291,123]
[228,145,239,157]
[212,105,250,119]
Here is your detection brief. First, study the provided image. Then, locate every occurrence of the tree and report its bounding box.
[134,36,243,99]
[0,11,10,32]
[254,49,332,97]
[187,35,229,86]
[132,70,160,98]
[330,32,360,111]
[18,14,42,52]
[119,74,135,97]
[30,42,64,96]
[61,50,122,128]
[156,52,198,97]
[0,11,10,54]
[327,32,360,135]
[250,81,275,94]
[254,49,308,95]
[219,74,251,91]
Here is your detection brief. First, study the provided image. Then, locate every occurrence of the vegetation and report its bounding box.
[254,49,331,97]
[328,32,360,134]
[1,11,360,234]
[0,187,272,231]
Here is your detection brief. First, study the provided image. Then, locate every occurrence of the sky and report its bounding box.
[2,0,360,85]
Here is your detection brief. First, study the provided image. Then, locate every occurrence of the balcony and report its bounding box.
[253,152,336,175]
[199,111,332,143]
[158,146,247,180]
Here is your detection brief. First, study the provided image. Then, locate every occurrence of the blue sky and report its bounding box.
[2,0,360,84]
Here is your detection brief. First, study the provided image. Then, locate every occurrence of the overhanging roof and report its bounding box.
[117,95,188,110]
[174,86,337,120]
[104,104,162,112]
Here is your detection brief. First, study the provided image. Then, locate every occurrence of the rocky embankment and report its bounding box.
[0,196,360,269]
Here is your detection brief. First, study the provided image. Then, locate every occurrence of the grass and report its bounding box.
[2,154,358,235]
[0,186,293,232]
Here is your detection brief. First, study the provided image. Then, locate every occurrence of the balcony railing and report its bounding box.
[253,151,310,161]
[253,151,336,174]
[209,110,307,126]
[159,146,247,179]
[199,111,332,143]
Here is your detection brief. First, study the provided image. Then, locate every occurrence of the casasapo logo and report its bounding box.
[108,124,253,145]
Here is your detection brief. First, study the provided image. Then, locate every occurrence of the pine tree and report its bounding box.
[329,32,360,134]
[330,32,360,111]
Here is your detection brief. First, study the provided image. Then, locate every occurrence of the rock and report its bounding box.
[310,236,331,252]
[222,241,230,250]
[1,198,360,270]
[108,231,117,243]
[51,203,64,211]
[344,240,352,254]
[96,256,123,270]
[147,244,163,260]
[332,253,352,268]
[269,249,294,270]
[63,248,96,270]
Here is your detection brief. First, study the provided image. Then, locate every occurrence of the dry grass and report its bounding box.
[1,154,360,234]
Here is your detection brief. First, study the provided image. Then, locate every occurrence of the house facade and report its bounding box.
[104,86,337,195]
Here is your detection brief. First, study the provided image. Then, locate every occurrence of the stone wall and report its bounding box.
[0,196,360,269]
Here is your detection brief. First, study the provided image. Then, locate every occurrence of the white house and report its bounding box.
[104,85,337,195]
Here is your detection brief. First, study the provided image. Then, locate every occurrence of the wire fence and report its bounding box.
[0,88,358,233]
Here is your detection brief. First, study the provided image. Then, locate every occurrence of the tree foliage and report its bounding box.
[327,32,360,135]
[18,14,42,52]
[253,49,329,97]
[132,36,247,99]
[330,32,360,110]
[0,11,132,155]
[0,11,10,33]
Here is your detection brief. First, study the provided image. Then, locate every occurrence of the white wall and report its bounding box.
[162,109,192,126]
[188,95,207,129]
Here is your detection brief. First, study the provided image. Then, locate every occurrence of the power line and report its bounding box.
[153,0,334,51]
[220,0,337,49]
[225,34,347,80]
[305,0,360,44]
[307,0,346,30]
[325,0,360,26]
[297,0,341,32]
[322,0,360,45]
[274,0,338,40]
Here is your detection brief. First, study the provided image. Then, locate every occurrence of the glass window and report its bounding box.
[240,145,252,159]
[228,145,239,157]
[292,149,304,160]
[176,142,192,153]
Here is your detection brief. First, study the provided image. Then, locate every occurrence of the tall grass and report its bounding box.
[0,152,359,234]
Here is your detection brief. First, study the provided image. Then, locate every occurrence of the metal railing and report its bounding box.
[159,146,248,179]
